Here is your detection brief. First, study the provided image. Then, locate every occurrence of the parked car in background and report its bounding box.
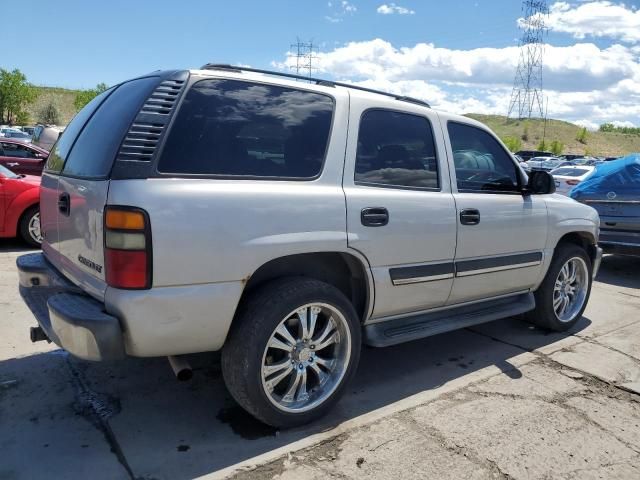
[2,130,33,143]
[17,65,602,428]
[527,156,561,172]
[515,150,554,161]
[0,139,49,175]
[32,125,65,151]
[571,154,640,256]
[0,164,41,246]
[18,126,35,136]
[0,127,23,137]
[550,165,595,196]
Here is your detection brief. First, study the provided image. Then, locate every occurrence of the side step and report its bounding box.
[364,293,535,347]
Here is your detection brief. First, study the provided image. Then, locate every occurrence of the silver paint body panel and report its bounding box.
[36,68,600,356]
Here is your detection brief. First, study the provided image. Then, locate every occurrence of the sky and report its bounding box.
[2,0,640,128]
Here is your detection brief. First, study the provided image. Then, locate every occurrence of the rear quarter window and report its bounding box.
[60,77,159,179]
[157,79,334,179]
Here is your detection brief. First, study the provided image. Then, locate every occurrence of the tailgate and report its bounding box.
[40,76,161,301]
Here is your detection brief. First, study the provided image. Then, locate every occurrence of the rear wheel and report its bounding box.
[19,206,42,248]
[526,243,592,331]
[222,277,361,428]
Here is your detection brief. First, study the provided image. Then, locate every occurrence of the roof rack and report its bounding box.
[200,64,430,108]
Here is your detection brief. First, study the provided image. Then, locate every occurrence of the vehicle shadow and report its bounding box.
[0,238,38,254]
[0,315,590,480]
[595,254,640,289]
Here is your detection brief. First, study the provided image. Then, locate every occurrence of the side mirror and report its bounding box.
[524,170,555,195]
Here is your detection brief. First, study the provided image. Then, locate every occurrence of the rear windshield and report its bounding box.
[60,77,158,179]
[157,79,334,178]
[551,168,591,177]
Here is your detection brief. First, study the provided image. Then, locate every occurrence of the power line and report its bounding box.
[507,0,548,119]
[288,38,319,79]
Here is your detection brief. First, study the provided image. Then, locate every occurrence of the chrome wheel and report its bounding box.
[261,302,352,413]
[28,212,42,244]
[553,257,588,322]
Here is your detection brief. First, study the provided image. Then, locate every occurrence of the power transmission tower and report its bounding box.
[507,1,548,119]
[288,38,319,78]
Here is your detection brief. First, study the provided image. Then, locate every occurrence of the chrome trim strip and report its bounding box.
[392,273,455,286]
[600,240,640,247]
[455,260,541,277]
[584,200,640,204]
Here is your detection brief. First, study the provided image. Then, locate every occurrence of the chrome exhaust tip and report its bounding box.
[168,355,193,381]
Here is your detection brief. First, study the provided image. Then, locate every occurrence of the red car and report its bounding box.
[0,164,41,246]
[0,138,49,176]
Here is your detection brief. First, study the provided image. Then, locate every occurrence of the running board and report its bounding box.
[364,293,535,347]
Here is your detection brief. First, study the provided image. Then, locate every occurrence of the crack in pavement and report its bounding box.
[64,355,137,480]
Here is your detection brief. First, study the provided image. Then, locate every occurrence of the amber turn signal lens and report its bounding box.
[105,209,145,230]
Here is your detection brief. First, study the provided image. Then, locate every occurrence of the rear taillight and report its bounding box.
[566,179,580,186]
[104,206,152,289]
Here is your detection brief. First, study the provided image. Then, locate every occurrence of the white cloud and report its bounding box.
[573,119,599,130]
[610,120,637,128]
[325,0,357,22]
[273,38,640,125]
[543,1,640,43]
[377,3,415,15]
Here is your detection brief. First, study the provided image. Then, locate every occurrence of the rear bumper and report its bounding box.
[17,253,125,361]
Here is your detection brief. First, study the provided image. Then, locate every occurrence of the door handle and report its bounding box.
[7,162,19,167]
[58,192,70,216]
[361,207,389,227]
[460,208,480,225]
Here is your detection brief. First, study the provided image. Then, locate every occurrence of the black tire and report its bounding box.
[19,206,42,248]
[221,277,361,428]
[525,243,592,331]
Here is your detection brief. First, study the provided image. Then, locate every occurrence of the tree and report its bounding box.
[501,136,522,152]
[537,139,547,151]
[38,101,61,125]
[550,140,563,155]
[0,68,37,124]
[74,82,109,111]
[599,123,614,133]
[576,127,588,144]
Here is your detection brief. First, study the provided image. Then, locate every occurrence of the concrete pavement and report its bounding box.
[1,239,639,479]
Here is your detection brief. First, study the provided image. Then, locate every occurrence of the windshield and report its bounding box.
[0,164,20,179]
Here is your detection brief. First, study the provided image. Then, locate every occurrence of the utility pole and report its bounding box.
[288,38,319,79]
[508,1,548,119]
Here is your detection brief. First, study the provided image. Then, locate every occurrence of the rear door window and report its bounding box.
[60,77,158,179]
[157,79,334,178]
[355,109,439,189]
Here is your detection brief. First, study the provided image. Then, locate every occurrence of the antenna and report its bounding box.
[507,1,548,119]
[288,38,319,78]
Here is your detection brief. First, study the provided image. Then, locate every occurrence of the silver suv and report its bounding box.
[18,65,602,427]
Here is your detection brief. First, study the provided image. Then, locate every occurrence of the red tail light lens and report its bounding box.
[104,206,152,289]
[566,179,580,185]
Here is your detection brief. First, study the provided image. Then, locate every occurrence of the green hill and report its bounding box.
[466,114,640,157]
[25,86,81,126]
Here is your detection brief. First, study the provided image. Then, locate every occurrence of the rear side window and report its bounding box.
[158,79,334,178]
[60,77,158,179]
[44,90,112,173]
[355,109,439,189]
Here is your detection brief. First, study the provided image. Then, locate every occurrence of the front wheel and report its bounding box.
[526,244,592,331]
[221,277,361,428]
